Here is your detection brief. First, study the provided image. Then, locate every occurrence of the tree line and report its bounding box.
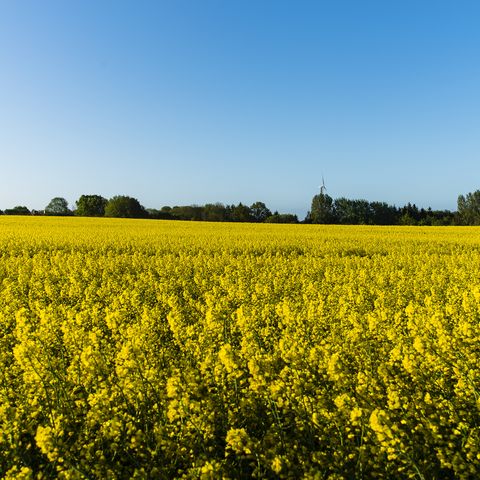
[2,189,480,225]
[309,195,456,226]
[309,189,480,226]
[0,195,298,223]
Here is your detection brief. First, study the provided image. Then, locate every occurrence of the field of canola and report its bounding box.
[0,216,479,479]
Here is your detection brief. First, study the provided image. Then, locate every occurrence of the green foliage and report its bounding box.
[146,208,174,219]
[369,201,399,225]
[170,205,204,221]
[310,193,334,223]
[203,203,229,222]
[231,203,253,222]
[75,195,108,217]
[104,196,147,219]
[4,206,31,215]
[458,190,480,225]
[310,194,458,226]
[45,197,71,216]
[250,202,272,223]
[334,197,373,224]
[265,213,298,223]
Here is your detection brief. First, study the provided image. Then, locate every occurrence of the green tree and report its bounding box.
[170,205,204,221]
[400,203,420,224]
[146,208,174,220]
[4,206,30,215]
[334,198,374,225]
[458,190,480,225]
[398,213,417,225]
[333,197,354,224]
[265,213,298,223]
[45,197,71,216]
[104,196,147,218]
[370,201,399,225]
[75,195,108,217]
[311,193,334,223]
[250,201,272,222]
[231,203,253,222]
[203,203,228,222]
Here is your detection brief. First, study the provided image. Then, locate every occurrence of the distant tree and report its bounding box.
[146,208,174,220]
[224,204,235,221]
[398,213,417,225]
[370,202,399,225]
[332,198,350,224]
[161,206,173,214]
[146,208,159,218]
[170,205,204,221]
[311,193,335,224]
[250,201,272,222]
[303,211,312,223]
[308,190,460,226]
[352,199,373,224]
[458,190,480,225]
[104,196,147,218]
[333,198,373,224]
[417,208,455,226]
[400,203,420,223]
[265,213,298,224]
[203,203,228,222]
[435,210,456,226]
[5,206,31,215]
[231,203,253,222]
[45,197,71,216]
[75,195,108,217]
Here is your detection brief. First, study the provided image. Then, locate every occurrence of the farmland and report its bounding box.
[0,217,479,478]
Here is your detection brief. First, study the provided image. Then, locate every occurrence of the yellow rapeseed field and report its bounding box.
[1,216,479,478]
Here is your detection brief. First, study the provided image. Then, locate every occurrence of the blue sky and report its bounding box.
[1,0,480,218]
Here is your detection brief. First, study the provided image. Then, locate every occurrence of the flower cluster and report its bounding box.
[0,216,479,478]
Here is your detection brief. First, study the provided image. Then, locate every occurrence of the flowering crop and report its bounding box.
[0,216,479,478]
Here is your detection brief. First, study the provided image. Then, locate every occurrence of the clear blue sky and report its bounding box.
[1,0,480,218]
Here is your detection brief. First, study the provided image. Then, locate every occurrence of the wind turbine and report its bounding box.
[320,176,327,195]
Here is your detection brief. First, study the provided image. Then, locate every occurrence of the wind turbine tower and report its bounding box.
[320,176,327,195]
